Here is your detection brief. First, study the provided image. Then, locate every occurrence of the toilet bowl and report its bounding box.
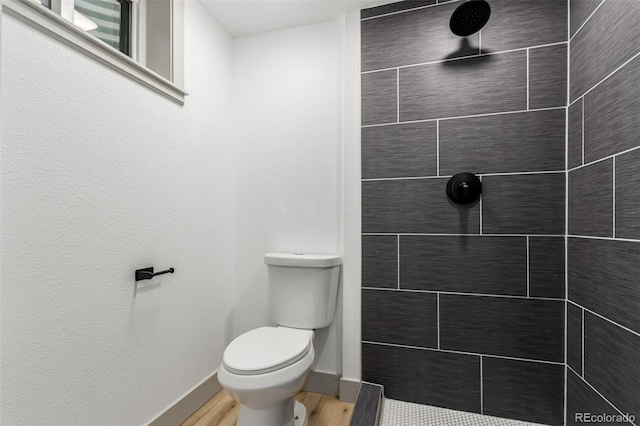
[218,253,341,426]
[218,326,315,426]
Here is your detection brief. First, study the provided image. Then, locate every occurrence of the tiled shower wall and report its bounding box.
[565,1,640,425]
[360,1,568,425]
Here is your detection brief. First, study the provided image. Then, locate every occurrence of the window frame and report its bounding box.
[2,0,186,104]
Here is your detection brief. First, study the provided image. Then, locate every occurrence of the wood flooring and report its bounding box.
[181,389,354,426]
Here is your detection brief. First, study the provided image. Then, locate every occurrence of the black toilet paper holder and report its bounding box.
[135,267,175,281]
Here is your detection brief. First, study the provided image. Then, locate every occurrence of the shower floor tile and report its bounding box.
[380,398,548,426]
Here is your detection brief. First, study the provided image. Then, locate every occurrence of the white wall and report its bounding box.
[1,4,363,424]
[231,17,350,375]
[341,10,362,386]
[0,1,235,424]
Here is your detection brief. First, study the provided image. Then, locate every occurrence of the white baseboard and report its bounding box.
[148,372,221,426]
[340,378,362,403]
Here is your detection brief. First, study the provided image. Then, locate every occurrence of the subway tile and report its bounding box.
[361,122,437,179]
[529,44,568,109]
[399,50,526,121]
[439,294,565,362]
[583,56,640,163]
[480,0,567,53]
[529,236,565,299]
[568,99,583,170]
[482,173,565,235]
[570,0,640,101]
[361,0,436,19]
[362,178,480,234]
[568,237,640,334]
[615,148,640,240]
[584,312,640,419]
[439,109,565,175]
[483,358,565,425]
[570,0,603,38]
[399,235,527,296]
[362,289,437,347]
[362,343,481,413]
[361,2,479,72]
[567,302,583,376]
[568,159,613,237]
[362,235,398,289]
[566,368,632,426]
[362,70,397,126]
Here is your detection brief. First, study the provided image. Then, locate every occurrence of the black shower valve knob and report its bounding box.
[446,172,482,205]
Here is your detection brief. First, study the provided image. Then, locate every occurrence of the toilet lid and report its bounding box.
[223,327,312,375]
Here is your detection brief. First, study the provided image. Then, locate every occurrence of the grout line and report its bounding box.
[480,170,565,177]
[362,340,565,365]
[566,365,635,425]
[362,170,565,182]
[436,120,440,176]
[581,307,585,377]
[363,175,451,181]
[567,234,640,243]
[362,287,564,301]
[564,304,568,426]
[361,106,566,128]
[526,48,530,110]
[361,42,568,74]
[480,355,484,415]
[581,97,585,165]
[564,365,568,426]
[568,94,582,108]
[567,299,640,338]
[526,236,530,297]
[362,232,564,237]
[360,1,448,21]
[396,68,400,123]
[568,145,640,173]
[613,157,616,238]
[479,176,483,235]
[568,0,605,43]
[570,50,640,104]
[397,234,400,290]
[437,293,440,350]
[567,13,571,107]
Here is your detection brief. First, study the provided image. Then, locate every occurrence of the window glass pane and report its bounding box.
[74,0,122,52]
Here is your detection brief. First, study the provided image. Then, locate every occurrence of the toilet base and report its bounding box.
[238,396,308,426]
[294,400,307,426]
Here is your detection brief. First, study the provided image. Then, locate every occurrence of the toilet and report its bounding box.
[218,252,341,426]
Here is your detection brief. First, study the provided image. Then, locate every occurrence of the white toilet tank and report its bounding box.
[264,253,341,329]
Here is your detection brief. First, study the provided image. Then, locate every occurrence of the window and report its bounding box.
[38,0,131,56]
[74,0,131,56]
[4,0,186,104]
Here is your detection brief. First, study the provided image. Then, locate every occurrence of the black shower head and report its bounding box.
[450,0,491,37]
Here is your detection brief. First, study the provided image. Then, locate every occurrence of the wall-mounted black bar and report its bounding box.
[135,267,175,281]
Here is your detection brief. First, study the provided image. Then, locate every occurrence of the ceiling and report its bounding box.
[200,0,394,37]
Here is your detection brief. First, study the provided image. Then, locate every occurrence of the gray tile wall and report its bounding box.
[566,0,640,423]
[360,1,567,424]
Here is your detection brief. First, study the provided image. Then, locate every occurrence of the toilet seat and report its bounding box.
[223,327,312,375]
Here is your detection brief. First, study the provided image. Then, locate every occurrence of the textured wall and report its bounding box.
[566,0,640,424]
[0,2,235,424]
[359,1,567,424]
[230,18,346,374]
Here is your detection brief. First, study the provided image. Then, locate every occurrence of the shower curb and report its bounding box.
[350,382,384,426]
